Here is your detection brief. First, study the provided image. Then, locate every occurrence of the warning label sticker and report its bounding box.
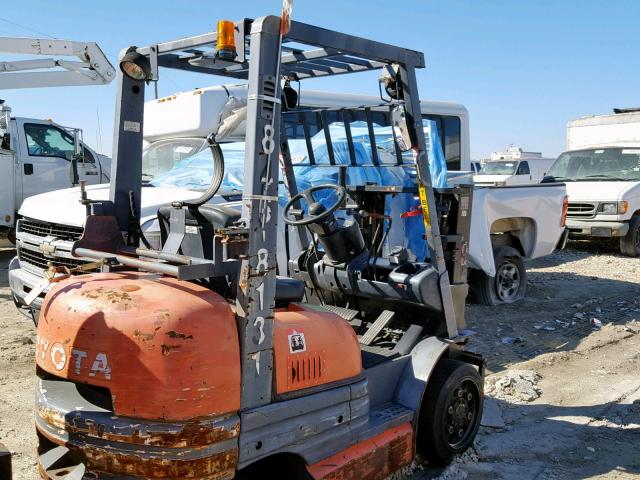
[288,331,306,354]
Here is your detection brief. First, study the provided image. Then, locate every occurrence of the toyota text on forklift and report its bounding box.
[34,10,485,480]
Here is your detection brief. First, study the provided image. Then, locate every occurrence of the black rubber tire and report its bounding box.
[470,246,526,306]
[417,359,484,466]
[620,215,640,257]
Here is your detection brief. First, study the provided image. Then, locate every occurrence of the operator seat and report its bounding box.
[157,203,241,258]
[274,277,305,307]
[158,204,305,306]
[158,203,241,232]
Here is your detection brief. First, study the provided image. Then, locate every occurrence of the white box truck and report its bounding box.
[544,108,640,256]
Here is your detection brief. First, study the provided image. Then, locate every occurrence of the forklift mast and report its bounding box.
[107,16,459,410]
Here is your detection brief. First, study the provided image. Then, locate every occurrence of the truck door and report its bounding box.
[0,116,15,228]
[18,121,100,203]
[0,149,15,228]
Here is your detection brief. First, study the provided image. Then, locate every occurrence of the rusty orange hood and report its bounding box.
[37,271,241,421]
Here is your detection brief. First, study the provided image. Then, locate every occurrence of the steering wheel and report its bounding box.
[283,184,346,226]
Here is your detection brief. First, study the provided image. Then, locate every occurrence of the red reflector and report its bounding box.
[401,206,423,218]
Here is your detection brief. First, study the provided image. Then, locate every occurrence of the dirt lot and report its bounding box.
[0,241,638,479]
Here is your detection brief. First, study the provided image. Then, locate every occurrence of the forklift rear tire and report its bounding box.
[470,246,526,305]
[417,359,483,466]
[620,215,640,257]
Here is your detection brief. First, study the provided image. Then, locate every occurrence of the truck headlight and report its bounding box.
[598,201,628,215]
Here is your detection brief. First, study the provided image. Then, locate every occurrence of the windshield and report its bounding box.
[142,120,444,193]
[547,148,640,181]
[142,138,245,192]
[477,161,517,175]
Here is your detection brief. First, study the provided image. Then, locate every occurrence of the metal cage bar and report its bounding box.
[319,110,336,166]
[365,107,380,166]
[299,111,316,166]
[341,109,357,166]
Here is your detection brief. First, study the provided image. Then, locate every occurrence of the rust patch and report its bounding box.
[37,411,240,448]
[81,286,135,310]
[308,423,413,480]
[161,344,181,356]
[70,443,237,480]
[166,330,194,340]
[134,329,157,342]
[37,405,67,431]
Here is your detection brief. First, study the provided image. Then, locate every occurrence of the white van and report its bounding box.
[544,109,640,256]
[474,146,555,186]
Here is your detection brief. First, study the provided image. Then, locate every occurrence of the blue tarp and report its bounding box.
[150,120,448,260]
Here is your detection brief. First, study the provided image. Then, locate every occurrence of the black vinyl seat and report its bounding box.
[158,204,241,229]
[157,204,242,259]
[158,204,304,306]
[275,277,305,306]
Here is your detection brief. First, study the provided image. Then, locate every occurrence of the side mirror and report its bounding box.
[541,175,554,183]
[69,156,80,185]
[72,129,83,158]
[391,104,413,152]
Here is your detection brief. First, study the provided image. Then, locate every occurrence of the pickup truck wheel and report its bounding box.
[417,359,483,466]
[470,246,526,305]
[620,215,640,257]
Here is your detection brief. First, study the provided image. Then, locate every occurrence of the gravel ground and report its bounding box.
[404,241,640,480]
[0,241,638,479]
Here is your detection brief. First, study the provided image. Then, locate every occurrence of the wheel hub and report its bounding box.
[445,382,478,449]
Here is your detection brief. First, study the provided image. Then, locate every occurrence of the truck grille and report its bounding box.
[567,202,597,219]
[17,219,98,274]
[20,219,84,242]
[18,248,99,273]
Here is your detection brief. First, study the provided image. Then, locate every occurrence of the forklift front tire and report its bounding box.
[417,359,483,466]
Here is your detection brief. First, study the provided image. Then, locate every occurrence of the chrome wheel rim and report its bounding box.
[496,261,520,301]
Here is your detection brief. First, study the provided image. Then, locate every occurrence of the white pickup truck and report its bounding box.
[0,101,110,241]
[544,109,640,256]
[9,86,568,318]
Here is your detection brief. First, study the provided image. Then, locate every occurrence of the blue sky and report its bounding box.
[1,0,638,159]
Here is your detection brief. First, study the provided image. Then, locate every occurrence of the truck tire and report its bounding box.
[417,359,483,466]
[470,246,527,305]
[620,215,640,257]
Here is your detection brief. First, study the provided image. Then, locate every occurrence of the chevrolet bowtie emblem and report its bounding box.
[39,242,56,257]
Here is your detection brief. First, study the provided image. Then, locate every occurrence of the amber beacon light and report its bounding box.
[216,20,237,60]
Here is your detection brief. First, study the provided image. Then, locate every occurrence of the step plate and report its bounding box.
[360,310,395,346]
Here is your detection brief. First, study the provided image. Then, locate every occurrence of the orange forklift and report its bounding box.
[34,13,484,480]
